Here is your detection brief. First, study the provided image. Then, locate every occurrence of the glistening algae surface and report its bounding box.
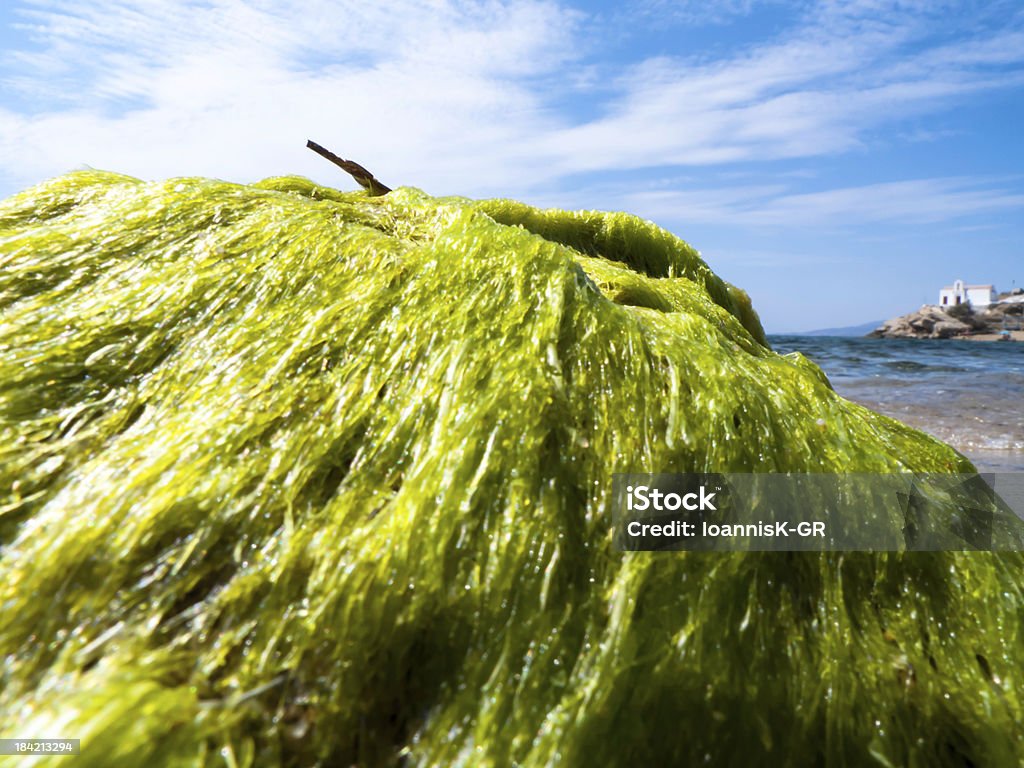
[1,171,1022,766]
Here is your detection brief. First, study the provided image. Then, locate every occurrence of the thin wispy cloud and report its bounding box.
[2,0,1022,197]
[541,4,1024,174]
[0,0,580,193]
[625,0,792,27]
[621,177,1024,229]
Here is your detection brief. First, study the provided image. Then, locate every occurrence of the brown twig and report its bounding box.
[305,140,392,196]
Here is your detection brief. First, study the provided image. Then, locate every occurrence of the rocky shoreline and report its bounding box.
[869,297,1024,340]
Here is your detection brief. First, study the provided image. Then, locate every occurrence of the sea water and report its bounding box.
[770,336,1024,472]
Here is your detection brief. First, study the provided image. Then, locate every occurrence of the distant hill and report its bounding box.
[782,320,883,337]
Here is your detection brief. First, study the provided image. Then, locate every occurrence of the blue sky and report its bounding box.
[1,0,1022,332]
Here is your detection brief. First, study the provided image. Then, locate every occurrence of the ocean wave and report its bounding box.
[880,360,971,373]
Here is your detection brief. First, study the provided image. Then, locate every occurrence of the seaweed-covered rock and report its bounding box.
[1,172,1021,767]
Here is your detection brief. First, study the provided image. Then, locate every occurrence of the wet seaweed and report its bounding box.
[1,171,1021,767]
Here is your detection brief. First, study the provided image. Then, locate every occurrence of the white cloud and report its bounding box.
[0,0,580,195]
[624,0,795,27]
[0,0,1023,203]
[536,3,1024,175]
[618,177,1024,228]
[747,178,1024,226]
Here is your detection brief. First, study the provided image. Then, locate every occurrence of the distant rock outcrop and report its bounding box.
[869,300,1024,339]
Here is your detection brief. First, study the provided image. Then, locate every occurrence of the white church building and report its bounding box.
[939,279,996,308]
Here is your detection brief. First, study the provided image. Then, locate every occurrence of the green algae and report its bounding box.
[0,170,1022,766]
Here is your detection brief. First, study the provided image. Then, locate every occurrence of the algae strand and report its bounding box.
[0,171,1021,767]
